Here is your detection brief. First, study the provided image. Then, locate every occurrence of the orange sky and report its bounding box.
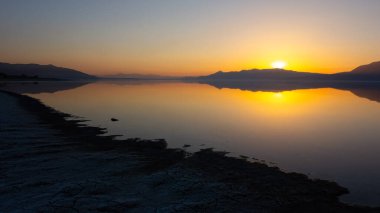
[1,1,380,76]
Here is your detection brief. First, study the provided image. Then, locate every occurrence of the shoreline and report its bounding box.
[0,90,378,212]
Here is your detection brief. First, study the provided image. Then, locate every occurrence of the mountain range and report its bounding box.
[101,73,177,80]
[1,61,380,81]
[197,61,380,81]
[0,62,96,80]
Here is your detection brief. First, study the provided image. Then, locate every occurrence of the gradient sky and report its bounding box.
[1,0,380,76]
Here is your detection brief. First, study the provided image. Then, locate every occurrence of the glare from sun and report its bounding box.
[274,92,283,98]
[271,61,287,69]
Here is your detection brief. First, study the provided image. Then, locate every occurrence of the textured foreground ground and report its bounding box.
[0,91,377,212]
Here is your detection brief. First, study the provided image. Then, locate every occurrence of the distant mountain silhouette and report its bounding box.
[0,72,51,80]
[102,73,178,80]
[195,61,380,81]
[0,62,96,80]
[327,61,380,81]
[198,69,329,80]
[351,61,380,75]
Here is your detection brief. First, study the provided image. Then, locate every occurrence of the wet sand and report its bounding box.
[0,90,377,212]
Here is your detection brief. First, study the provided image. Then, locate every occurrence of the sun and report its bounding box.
[271,61,287,69]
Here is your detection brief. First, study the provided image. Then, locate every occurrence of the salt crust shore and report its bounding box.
[0,90,378,212]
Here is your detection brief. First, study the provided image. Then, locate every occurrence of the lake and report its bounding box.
[17,80,380,206]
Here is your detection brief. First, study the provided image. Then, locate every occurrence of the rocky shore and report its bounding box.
[0,90,377,212]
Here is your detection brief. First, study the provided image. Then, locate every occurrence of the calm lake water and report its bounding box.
[19,80,380,206]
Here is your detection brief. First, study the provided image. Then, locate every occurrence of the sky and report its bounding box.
[1,0,380,76]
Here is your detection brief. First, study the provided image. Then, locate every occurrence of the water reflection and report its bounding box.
[0,81,90,94]
[195,79,380,103]
[2,80,380,206]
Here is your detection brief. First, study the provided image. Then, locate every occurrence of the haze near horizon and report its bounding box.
[1,0,380,76]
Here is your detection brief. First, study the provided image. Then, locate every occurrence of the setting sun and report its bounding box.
[271,61,287,69]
